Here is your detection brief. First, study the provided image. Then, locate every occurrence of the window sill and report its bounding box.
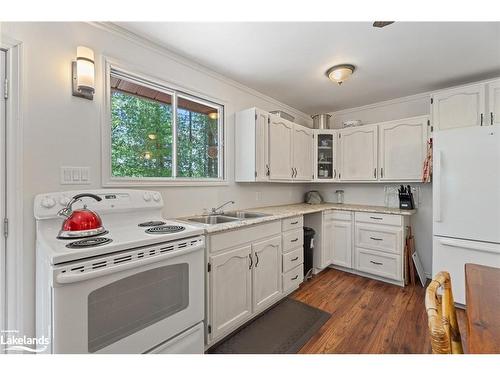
[102,178,229,188]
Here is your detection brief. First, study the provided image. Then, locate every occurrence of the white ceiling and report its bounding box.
[116,22,500,114]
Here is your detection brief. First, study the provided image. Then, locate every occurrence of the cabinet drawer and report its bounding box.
[283,247,303,273]
[282,229,303,252]
[355,212,402,227]
[282,216,303,232]
[355,224,402,255]
[209,220,281,253]
[325,210,352,221]
[355,248,401,281]
[283,264,303,292]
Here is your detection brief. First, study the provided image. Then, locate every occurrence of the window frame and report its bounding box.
[102,59,227,187]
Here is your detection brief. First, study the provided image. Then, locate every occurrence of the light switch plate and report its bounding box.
[61,166,91,185]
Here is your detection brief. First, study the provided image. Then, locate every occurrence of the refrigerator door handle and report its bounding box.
[434,150,442,222]
[438,238,500,255]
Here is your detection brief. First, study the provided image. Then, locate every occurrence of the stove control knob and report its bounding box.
[153,193,161,202]
[41,196,56,209]
[143,192,152,202]
[59,196,71,206]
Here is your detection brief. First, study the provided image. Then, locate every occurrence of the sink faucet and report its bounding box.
[210,200,235,215]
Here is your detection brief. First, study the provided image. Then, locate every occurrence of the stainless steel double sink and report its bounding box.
[185,211,271,225]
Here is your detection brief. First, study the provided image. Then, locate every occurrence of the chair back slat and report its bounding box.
[425,271,464,354]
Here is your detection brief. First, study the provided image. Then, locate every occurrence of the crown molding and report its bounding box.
[88,22,313,125]
[329,91,431,117]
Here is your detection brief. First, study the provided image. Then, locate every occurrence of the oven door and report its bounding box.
[51,236,204,354]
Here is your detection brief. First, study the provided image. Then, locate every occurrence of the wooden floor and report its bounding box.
[291,268,467,354]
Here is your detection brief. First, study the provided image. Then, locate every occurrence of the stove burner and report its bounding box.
[66,237,113,249]
[138,221,166,227]
[145,225,185,234]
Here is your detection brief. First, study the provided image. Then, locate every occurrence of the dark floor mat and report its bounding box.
[208,298,331,354]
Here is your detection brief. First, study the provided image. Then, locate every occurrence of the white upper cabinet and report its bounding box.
[235,108,269,182]
[338,125,378,181]
[314,130,338,181]
[488,79,500,126]
[378,116,428,182]
[269,114,294,180]
[431,83,486,131]
[292,125,314,181]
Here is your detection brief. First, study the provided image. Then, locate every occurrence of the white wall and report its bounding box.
[1,22,312,338]
[311,93,433,278]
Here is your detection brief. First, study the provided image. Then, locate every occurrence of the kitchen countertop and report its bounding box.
[177,202,416,234]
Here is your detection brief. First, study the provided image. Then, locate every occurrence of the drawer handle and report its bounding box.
[370,237,383,241]
[291,238,299,242]
[291,257,299,261]
[291,275,299,280]
[369,216,383,220]
[370,260,383,265]
[290,221,299,225]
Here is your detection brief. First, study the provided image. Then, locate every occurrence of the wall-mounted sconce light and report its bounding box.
[72,46,95,100]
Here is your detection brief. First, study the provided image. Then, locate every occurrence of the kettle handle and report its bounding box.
[72,193,102,202]
[57,193,102,217]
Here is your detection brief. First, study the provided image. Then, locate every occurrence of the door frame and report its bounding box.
[1,36,24,342]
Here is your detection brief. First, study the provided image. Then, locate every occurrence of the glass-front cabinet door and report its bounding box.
[314,130,337,181]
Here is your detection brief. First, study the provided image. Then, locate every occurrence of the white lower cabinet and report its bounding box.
[331,218,352,268]
[209,245,253,340]
[307,210,408,286]
[207,219,303,346]
[252,236,282,313]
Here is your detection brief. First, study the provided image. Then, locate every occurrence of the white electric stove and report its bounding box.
[34,189,205,354]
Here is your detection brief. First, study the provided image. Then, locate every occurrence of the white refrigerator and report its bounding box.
[433,126,500,305]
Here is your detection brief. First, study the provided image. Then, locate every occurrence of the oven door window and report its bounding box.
[88,263,189,353]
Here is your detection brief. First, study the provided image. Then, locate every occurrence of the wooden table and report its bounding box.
[465,263,500,353]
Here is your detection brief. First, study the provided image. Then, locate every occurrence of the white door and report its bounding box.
[339,125,378,181]
[433,237,500,305]
[269,114,293,180]
[292,125,314,181]
[209,245,252,340]
[331,220,352,268]
[0,49,6,335]
[488,79,500,126]
[252,236,282,313]
[431,83,486,131]
[255,109,269,181]
[433,127,500,243]
[378,116,428,181]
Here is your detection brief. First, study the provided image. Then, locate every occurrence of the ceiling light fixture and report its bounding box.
[326,64,355,86]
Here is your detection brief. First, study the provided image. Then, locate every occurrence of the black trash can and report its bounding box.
[303,227,315,280]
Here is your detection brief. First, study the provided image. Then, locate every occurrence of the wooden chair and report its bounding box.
[425,271,464,354]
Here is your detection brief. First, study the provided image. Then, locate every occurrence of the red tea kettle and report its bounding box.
[57,193,107,239]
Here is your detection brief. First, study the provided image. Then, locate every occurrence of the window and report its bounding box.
[106,66,224,184]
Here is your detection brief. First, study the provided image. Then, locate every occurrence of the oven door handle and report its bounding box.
[55,244,203,285]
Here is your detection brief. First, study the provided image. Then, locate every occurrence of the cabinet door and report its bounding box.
[432,83,486,131]
[321,217,334,268]
[315,131,337,181]
[378,116,428,181]
[338,125,378,181]
[252,236,282,313]
[488,80,500,126]
[331,220,353,268]
[269,114,293,180]
[293,125,314,181]
[255,109,269,181]
[209,245,252,339]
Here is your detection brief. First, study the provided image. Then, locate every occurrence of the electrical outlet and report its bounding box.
[61,166,91,185]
